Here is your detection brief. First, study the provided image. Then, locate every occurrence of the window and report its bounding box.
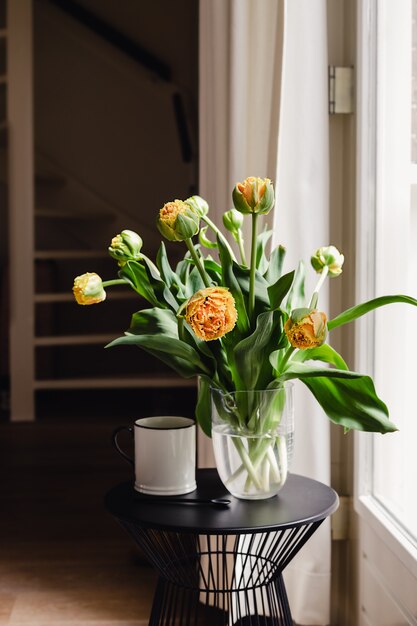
[356,0,417,557]
[370,0,417,544]
[355,4,417,623]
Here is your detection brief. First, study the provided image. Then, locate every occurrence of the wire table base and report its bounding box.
[121,521,323,626]
[105,471,338,626]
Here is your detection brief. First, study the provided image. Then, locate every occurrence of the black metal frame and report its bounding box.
[120,518,323,625]
[105,471,338,626]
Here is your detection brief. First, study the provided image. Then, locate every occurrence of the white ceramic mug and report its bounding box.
[112,416,196,495]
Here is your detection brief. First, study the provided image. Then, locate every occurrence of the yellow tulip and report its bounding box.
[73,272,106,305]
[284,309,327,349]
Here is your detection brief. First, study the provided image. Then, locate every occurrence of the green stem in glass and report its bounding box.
[226,437,263,490]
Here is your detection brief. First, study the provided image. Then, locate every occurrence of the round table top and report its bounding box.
[104,469,339,534]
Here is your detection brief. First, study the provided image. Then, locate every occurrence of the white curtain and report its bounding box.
[198,0,285,467]
[275,2,331,625]
[198,1,331,624]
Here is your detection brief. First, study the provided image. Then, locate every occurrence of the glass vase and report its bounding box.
[211,385,294,500]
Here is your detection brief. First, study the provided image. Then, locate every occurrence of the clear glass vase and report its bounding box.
[211,385,294,500]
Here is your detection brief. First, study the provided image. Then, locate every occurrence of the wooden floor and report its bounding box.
[0,419,157,625]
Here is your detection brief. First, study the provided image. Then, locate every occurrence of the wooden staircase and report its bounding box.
[5,0,196,422]
[31,163,193,412]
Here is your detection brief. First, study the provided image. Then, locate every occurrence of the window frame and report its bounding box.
[354,0,417,578]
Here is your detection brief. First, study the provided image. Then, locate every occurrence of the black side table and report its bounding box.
[105,469,338,626]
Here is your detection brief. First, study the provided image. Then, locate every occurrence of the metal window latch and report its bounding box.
[329,66,354,114]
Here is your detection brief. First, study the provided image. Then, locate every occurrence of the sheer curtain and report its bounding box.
[198,0,284,466]
[198,1,331,624]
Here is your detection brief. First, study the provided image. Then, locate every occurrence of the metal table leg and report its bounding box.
[120,519,324,626]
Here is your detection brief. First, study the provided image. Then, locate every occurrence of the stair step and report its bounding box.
[35,291,138,303]
[34,376,195,390]
[35,249,109,260]
[35,333,117,346]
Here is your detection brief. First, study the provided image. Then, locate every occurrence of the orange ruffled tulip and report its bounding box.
[232,176,274,215]
[185,287,237,341]
[73,272,106,305]
[284,309,327,349]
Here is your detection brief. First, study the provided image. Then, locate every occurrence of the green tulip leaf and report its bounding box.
[279,362,362,381]
[256,228,273,274]
[129,307,178,337]
[199,225,218,249]
[328,295,417,330]
[203,257,222,275]
[106,333,212,379]
[175,256,191,284]
[233,263,270,311]
[178,322,219,374]
[203,257,222,283]
[156,242,186,299]
[120,258,178,311]
[187,266,207,295]
[285,261,306,313]
[119,261,160,307]
[110,307,213,379]
[234,310,281,389]
[268,270,295,310]
[300,375,397,433]
[291,344,349,370]
[264,244,286,285]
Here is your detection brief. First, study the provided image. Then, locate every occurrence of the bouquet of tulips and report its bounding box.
[73,177,416,491]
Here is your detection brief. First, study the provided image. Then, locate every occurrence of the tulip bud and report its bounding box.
[185,195,209,218]
[108,229,143,266]
[223,209,244,239]
[284,308,327,349]
[232,177,274,215]
[185,287,238,341]
[73,272,106,305]
[311,245,344,277]
[157,199,200,242]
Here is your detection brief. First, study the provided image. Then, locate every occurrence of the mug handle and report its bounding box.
[112,426,134,466]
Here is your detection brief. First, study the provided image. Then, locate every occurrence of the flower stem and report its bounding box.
[279,346,295,373]
[102,279,128,287]
[236,231,247,266]
[309,265,329,308]
[248,213,259,321]
[202,215,237,261]
[185,238,211,288]
[226,437,263,490]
